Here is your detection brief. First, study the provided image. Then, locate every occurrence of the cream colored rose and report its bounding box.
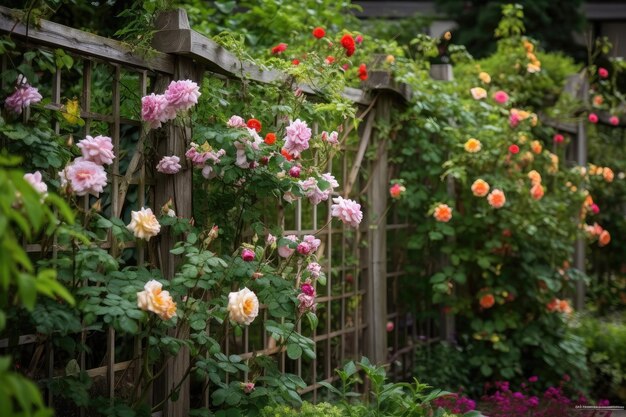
[137,280,177,320]
[227,287,259,325]
[470,87,487,100]
[127,207,161,241]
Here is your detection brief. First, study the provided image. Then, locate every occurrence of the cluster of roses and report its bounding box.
[59,135,114,197]
[588,67,621,126]
[523,39,541,73]
[141,79,201,129]
[546,298,573,315]
[270,27,368,81]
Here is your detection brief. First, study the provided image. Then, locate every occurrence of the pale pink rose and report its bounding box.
[493,90,509,104]
[23,171,47,195]
[297,293,316,313]
[5,85,42,114]
[307,262,322,278]
[283,119,312,156]
[321,172,339,189]
[227,115,246,128]
[156,155,181,174]
[297,242,312,255]
[386,321,394,332]
[283,191,299,203]
[65,158,108,196]
[327,131,339,144]
[141,93,175,129]
[331,197,363,228]
[164,79,201,111]
[266,233,277,246]
[299,177,328,205]
[509,112,521,127]
[77,135,115,165]
[278,235,298,258]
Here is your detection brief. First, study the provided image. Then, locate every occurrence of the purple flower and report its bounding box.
[283,119,311,156]
[164,79,201,111]
[141,93,175,129]
[156,155,182,174]
[5,84,42,114]
[77,135,115,165]
[528,396,539,407]
[331,197,363,228]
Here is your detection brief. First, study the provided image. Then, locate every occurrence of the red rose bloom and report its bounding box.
[281,149,294,161]
[271,43,287,54]
[292,59,300,65]
[340,34,356,56]
[247,118,262,132]
[358,64,368,81]
[508,144,520,154]
[325,56,335,65]
[264,133,276,145]
[312,27,325,39]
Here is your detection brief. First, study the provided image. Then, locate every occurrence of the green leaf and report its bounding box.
[286,343,302,359]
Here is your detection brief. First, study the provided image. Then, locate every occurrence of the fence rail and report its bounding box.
[1,6,436,417]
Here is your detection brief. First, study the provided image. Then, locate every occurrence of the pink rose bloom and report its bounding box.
[156,155,181,174]
[297,242,312,255]
[242,382,255,394]
[278,235,298,258]
[588,113,599,124]
[331,197,363,228]
[24,171,47,195]
[327,131,339,144]
[297,293,316,314]
[289,165,301,178]
[283,119,312,156]
[598,67,609,78]
[302,235,321,252]
[241,248,255,262]
[266,233,277,246]
[64,158,108,196]
[509,112,520,127]
[227,115,246,128]
[299,177,328,205]
[553,134,564,144]
[301,283,315,297]
[141,93,175,129]
[77,135,115,165]
[355,35,363,44]
[493,90,509,104]
[307,262,322,278]
[321,173,339,190]
[609,115,619,126]
[386,321,394,332]
[5,85,42,114]
[591,204,600,214]
[164,79,201,112]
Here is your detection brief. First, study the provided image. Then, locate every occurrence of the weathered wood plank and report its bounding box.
[0,6,174,74]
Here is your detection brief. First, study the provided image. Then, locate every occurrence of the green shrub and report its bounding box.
[261,402,344,417]
[414,342,471,392]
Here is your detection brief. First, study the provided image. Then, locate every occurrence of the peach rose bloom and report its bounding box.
[228,287,259,325]
[137,280,177,320]
[470,87,487,100]
[558,300,573,315]
[471,179,490,197]
[603,167,614,183]
[127,207,161,241]
[530,183,544,200]
[434,203,453,222]
[478,72,491,83]
[527,62,541,73]
[523,40,534,53]
[480,294,495,309]
[548,153,559,174]
[593,95,603,107]
[464,138,482,153]
[487,189,506,208]
[528,170,542,185]
[530,140,542,154]
[599,230,611,247]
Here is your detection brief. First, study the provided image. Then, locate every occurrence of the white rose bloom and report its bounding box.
[227,287,259,325]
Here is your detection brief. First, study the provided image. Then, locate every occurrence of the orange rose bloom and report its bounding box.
[528,170,542,185]
[434,203,453,222]
[530,140,542,154]
[464,138,482,153]
[530,183,544,200]
[603,167,614,183]
[599,230,611,247]
[593,95,603,107]
[264,132,276,145]
[487,189,506,209]
[471,179,490,197]
[480,294,495,309]
[559,300,573,314]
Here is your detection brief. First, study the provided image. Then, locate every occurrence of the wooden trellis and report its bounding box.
[0,6,438,417]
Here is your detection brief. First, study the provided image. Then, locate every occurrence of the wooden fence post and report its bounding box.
[152,9,202,417]
[366,93,391,364]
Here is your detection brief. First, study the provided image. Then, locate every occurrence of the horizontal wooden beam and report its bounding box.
[0,6,175,74]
